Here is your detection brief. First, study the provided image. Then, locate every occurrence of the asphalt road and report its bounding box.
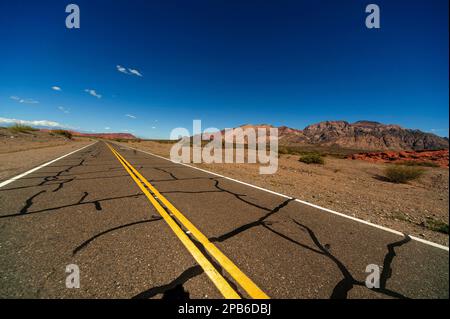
[0,141,448,299]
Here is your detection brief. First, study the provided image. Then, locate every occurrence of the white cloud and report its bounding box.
[116,65,129,74]
[10,96,39,104]
[116,64,143,77]
[52,86,62,91]
[125,114,136,119]
[84,89,102,99]
[58,106,70,114]
[152,126,156,129]
[0,117,63,128]
[128,68,143,77]
[104,127,111,130]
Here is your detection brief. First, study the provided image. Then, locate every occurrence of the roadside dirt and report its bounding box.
[118,140,449,246]
[0,128,93,181]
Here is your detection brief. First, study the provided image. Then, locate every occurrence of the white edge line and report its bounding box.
[0,142,97,189]
[115,142,449,252]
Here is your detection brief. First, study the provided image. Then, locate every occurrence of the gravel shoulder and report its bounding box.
[118,140,449,246]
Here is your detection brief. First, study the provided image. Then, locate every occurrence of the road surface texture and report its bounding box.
[0,142,448,299]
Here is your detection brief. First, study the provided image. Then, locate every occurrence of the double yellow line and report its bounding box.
[107,143,269,299]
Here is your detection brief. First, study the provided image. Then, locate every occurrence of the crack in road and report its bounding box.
[72,217,163,256]
[0,193,143,219]
[19,190,46,214]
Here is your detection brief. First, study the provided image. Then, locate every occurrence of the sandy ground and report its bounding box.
[0,128,93,182]
[118,140,449,246]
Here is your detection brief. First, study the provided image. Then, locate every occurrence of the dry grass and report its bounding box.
[7,124,37,134]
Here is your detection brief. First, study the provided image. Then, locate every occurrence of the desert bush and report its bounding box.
[299,153,325,165]
[423,218,449,234]
[383,165,424,183]
[51,130,72,139]
[8,123,37,133]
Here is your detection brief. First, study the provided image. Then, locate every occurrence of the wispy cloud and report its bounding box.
[52,86,62,91]
[10,96,39,104]
[104,127,111,130]
[128,68,143,77]
[116,65,128,74]
[0,117,64,128]
[125,114,136,119]
[84,89,102,99]
[116,65,143,77]
[58,106,70,114]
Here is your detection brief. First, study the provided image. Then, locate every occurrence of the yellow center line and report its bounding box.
[107,143,269,299]
[107,143,240,299]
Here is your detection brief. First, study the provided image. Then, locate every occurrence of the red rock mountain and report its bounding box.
[234,121,449,151]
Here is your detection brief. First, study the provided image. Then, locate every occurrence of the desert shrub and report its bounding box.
[51,130,72,139]
[8,123,37,133]
[383,165,424,183]
[299,153,325,165]
[397,161,440,168]
[423,218,449,234]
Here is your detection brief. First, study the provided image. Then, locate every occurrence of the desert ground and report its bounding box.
[117,140,449,246]
[0,127,92,182]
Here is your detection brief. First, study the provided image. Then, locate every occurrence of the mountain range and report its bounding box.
[233,121,449,151]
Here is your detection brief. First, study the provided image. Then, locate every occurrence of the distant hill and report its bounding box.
[223,121,449,151]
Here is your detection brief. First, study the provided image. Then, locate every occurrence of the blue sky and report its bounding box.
[0,0,448,138]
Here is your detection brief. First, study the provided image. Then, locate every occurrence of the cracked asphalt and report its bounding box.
[0,142,448,299]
